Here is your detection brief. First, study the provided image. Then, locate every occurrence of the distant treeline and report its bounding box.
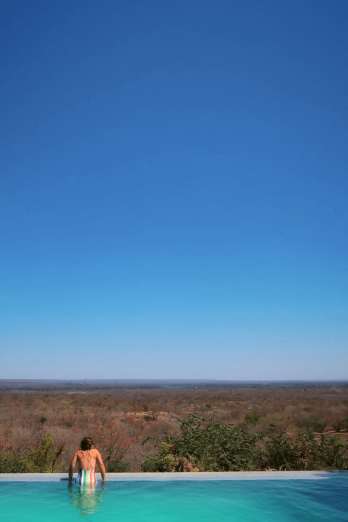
[1,380,347,392]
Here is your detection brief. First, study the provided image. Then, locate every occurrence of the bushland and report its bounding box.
[0,385,347,472]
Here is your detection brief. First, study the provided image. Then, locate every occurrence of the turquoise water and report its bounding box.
[1,476,347,521]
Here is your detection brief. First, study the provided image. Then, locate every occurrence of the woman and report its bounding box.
[69,437,106,484]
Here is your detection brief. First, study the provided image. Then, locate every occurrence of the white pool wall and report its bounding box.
[0,471,347,481]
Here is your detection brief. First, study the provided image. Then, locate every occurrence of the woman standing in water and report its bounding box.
[69,437,106,484]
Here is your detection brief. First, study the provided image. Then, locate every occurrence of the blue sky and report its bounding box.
[1,0,347,379]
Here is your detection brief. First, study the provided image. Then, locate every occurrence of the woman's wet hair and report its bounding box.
[80,437,94,451]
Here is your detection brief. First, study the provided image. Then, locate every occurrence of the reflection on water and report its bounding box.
[68,483,105,517]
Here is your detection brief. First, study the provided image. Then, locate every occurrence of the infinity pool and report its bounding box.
[0,473,347,521]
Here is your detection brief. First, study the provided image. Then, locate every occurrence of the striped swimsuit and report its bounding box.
[75,451,97,486]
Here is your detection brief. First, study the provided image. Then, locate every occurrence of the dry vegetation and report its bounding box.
[1,386,348,472]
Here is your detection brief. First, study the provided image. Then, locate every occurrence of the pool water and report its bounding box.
[1,475,347,521]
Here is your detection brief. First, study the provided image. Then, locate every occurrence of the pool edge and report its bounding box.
[1,471,347,481]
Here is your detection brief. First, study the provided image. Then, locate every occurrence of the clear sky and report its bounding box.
[1,0,347,380]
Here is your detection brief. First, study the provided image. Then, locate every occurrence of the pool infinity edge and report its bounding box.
[1,471,347,481]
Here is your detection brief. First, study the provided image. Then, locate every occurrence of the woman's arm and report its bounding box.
[69,451,78,482]
[96,450,106,481]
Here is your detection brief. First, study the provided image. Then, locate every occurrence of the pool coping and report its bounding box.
[0,471,347,481]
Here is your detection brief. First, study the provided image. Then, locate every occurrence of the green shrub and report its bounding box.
[21,433,64,472]
[140,412,348,473]
[332,418,348,432]
[0,455,29,473]
[300,414,327,433]
[107,458,130,472]
[257,427,348,471]
[139,457,159,472]
[245,410,261,424]
[141,412,261,472]
[0,434,64,473]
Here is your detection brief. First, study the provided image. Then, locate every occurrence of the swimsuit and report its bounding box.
[75,450,97,486]
[75,468,97,486]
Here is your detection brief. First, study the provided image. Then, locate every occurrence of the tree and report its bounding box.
[141,412,261,472]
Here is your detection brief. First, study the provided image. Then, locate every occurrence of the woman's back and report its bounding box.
[69,437,106,484]
[76,448,99,470]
